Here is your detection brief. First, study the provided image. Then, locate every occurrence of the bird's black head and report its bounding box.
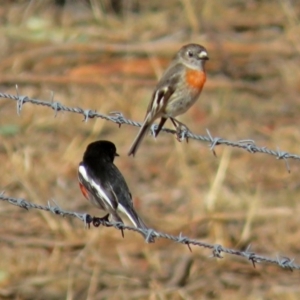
[83,140,119,163]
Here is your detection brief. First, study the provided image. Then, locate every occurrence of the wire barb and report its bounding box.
[247,252,258,268]
[16,198,29,210]
[276,147,291,173]
[277,256,294,272]
[178,233,192,252]
[109,111,126,128]
[206,129,222,157]
[145,229,156,243]
[211,244,223,259]
[16,94,29,116]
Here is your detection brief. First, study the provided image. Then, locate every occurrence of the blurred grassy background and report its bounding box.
[1,0,300,299]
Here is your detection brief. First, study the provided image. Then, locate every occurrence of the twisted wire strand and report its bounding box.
[0,90,298,172]
[0,193,298,271]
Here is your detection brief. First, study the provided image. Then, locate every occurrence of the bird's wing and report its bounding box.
[146,63,184,115]
[78,163,119,211]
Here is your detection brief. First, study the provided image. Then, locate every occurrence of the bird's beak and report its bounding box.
[115,152,120,157]
[198,51,209,60]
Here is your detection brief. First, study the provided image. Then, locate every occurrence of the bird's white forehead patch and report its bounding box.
[198,50,208,58]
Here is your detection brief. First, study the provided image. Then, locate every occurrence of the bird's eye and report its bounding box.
[187,50,193,57]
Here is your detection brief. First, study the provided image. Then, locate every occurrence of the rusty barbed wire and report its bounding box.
[0,193,298,271]
[0,89,299,171]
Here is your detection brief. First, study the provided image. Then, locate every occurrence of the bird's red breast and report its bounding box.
[185,69,206,91]
[79,182,89,200]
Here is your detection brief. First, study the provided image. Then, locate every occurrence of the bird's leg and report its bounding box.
[92,213,110,227]
[170,118,190,142]
[155,117,167,137]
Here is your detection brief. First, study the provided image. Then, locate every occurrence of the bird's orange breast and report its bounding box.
[185,69,206,90]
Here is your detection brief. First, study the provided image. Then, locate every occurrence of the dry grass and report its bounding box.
[1,0,300,299]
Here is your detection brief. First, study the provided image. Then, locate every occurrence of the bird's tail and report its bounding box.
[128,117,151,157]
[120,204,154,243]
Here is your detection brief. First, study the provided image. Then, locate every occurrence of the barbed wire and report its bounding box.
[0,88,299,172]
[0,88,299,271]
[0,193,298,271]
